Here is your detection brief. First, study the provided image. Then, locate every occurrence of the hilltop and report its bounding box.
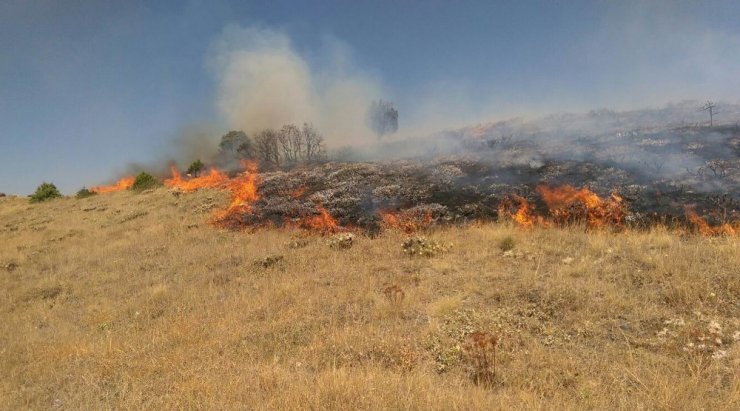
[1,189,738,409]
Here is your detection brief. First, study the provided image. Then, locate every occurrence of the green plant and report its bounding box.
[498,236,515,252]
[131,172,159,192]
[29,182,62,203]
[186,159,205,177]
[75,187,96,199]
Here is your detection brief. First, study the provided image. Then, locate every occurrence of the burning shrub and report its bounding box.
[327,233,354,249]
[75,187,96,199]
[131,172,160,192]
[402,236,451,257]
[29,182,62,203]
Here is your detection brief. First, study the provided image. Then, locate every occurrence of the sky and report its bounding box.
[1,0,740,195]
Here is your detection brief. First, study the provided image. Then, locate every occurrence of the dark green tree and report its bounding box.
[186,159,205,177]
[30,182,62,203]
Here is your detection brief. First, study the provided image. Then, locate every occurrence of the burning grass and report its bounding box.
[1,190,738,409]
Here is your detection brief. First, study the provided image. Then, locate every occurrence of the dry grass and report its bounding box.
[1,189,739,410]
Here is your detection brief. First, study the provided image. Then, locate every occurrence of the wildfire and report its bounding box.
[379,209,433,233]
[536,185,625,229]
[291,187,306,199]
[685,207,737,236]
[293,205,339,234]
[498,194,543,229]
[211,161,261,226]
[164,166,229,192]
[91,176,135,194]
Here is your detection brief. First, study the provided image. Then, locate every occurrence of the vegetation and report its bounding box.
[131,172,159,192]
[186,159,205,177]
[498,236,515,252]
[75,187,96,199]
[0,191,738,409]
[217,124,326,170]
[29,182,62,203]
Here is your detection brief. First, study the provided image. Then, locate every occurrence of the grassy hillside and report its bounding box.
[1,190,738,410]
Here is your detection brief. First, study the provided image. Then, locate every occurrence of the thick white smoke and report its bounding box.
[210,25,382,146]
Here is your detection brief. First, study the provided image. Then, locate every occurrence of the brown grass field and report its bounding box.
[1,189,738,410]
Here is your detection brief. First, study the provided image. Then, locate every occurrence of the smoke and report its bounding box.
[209,25,382,147]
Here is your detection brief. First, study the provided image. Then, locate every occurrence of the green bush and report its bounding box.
[131,172,159,192]
[498,236,515,252]
[29,182,62,203]
[402,236,451,257]
[186,159,205,177]
[75,187,96,199]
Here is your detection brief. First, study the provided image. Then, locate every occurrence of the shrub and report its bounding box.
[29,182,62,203]
[131,172,159,192]
[75,187,96,199]
[498,236,515,252]
[383,284,405,306]
[462,331,499,386]
[328,233,354,249]
[402,236,451,257]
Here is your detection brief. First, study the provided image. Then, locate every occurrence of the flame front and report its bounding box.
[164,166,229,192]
[294,205,339,234]
[91,176,135,194]
[685,207,737,236]
[498,194,543,229]
[536,185,624,229]
[210,161,261,227]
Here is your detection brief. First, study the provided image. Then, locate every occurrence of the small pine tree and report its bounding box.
[75,187,96,199]
[30,182,62,203]
[131,172,159,192]
[186,159,205,177]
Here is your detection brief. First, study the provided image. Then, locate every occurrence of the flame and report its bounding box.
[91,176,135,194]
[536,185,625,229]
[380,209,433,233]
[498,194,543,229]
[685,207,737,236]
[164,166,229,192]
[211,161,261,226]
[293,205,339,234]
[291,187,306,199]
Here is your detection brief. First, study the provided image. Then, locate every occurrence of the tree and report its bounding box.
[301,123,326,162]
[29,182,62,203]
[254,129,281,167]
[701,101,717,127]
[218,131,254,167]
[367,99,399,139]
[278,124,303,165]
[131,172,159,192]
[186,159,205,177]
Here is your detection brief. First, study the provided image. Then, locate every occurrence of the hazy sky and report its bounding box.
[2,0,740,194]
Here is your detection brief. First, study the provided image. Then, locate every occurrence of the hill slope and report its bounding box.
[1,190,738,409]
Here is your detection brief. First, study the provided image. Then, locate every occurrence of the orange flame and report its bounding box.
[211,161,261,225]
[293,205,339,234]
[91,176,135,194]
[536,185,624,229]
[380,209,433,233]
[685,207,737,236]
[498,194,544,229]
[164,166,229,192]
[291,187,306,199]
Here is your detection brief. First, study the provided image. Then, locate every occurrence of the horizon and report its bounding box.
[2,0,740,195]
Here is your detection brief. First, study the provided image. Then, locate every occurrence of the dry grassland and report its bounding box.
[0,189,738,410]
